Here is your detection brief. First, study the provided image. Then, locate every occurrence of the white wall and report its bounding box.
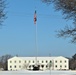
[8,56,69,71]
[53,56,69,70]
[8,57,24,71]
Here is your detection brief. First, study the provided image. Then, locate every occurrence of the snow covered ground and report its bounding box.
[0,70,76,75]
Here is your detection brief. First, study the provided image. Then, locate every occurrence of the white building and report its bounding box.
[8,56,69,71]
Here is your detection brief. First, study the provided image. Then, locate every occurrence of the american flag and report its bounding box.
[34,10,37,24]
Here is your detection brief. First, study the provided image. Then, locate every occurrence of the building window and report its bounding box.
[65,60,66,63]
[41,65,44,68]
[60,60,62,63]
[37,61,39,63]
[42,61,44,63]
[10,66,12,68]
[14,65,16,68]
[46,65,48,68]
[29,61,30,63]
[55,60,57,63]
[50,60,52,63]
[55,65,57,68]
[32,65,34,67]
[46,60,48,63]
[10,61,12,63]
[33,61,34,63]
[38,65,40,67]
[29,65,31,68]
[19,65,21,68]
[19,61,21,63]
[60,65,62,68]
[14,61,16,63]
[25,61,26,63]
[65,65,67,68]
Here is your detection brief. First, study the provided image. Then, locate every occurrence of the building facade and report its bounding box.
[8,56,69,71]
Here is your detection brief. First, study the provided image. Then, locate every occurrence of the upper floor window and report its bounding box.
[65,60,66,63]
[60,60,62,63]
[55,60,57,63]
[29,60,30,63]
[46,60,48,63]
[50,60,52,63]
[37,61,39,63]
[25,61,26,63]
[19,61,21,63]
[42,61,44,63]
[14,61,16,63]
[33,61,34,63]
[10,61,12,63]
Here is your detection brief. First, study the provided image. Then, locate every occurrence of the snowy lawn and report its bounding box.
[0,70,76,75]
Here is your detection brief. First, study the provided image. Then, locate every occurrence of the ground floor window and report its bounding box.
[10,66,12,68]
[55,65,57,68]
[14,65,16,68]
[41,65,44,68]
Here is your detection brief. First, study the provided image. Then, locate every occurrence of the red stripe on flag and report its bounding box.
[34,10,37,24]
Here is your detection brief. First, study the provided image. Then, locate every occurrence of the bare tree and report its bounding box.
[22,63,29,70]
[69,53,76,70]
[72,54,76,60]
[47,61,52,70]
[0,0,6,26]
[41,0,51,4]
[22,64,28,69]
[0,54,12,70]
[0,0,7,69]
[42,0,76,43]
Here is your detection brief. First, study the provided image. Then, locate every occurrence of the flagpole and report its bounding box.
[35,21,38,66]
[34,10,38,67]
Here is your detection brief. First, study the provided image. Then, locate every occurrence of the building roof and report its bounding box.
[8,56,68,61]
[18,56,58,60]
